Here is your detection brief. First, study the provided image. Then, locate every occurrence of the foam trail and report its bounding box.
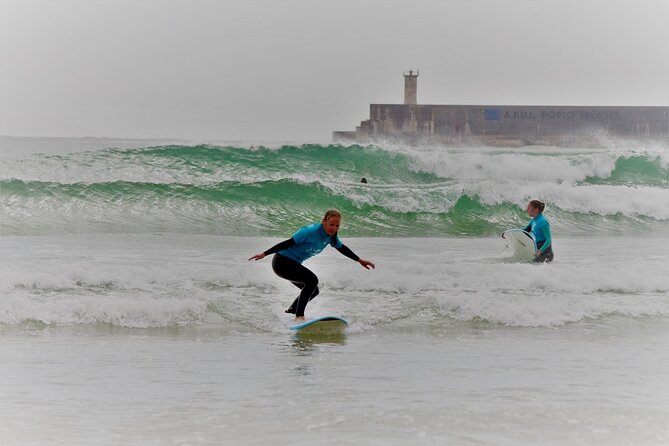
[3,235,667,329]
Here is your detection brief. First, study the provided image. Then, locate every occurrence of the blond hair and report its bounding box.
[322,209,342,221]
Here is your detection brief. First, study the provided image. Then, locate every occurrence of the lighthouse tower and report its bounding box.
[403,70,418,105]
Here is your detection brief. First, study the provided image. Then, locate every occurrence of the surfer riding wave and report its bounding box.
[248,209,375,322]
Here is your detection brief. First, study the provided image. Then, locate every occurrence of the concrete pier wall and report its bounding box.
[332,73,669,146]
[335,104,669,146]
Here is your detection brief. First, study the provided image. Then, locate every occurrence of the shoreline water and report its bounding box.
[2,315,668,446]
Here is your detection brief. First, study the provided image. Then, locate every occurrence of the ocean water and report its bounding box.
[1,136,668,445]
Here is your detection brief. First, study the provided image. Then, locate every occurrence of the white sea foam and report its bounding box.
[2,235,668,329]
[409,148,620,183]
[470,180,669,220]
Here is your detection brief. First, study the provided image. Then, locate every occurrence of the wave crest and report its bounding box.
[1,143,667,236]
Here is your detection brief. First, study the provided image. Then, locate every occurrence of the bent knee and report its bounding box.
[306,276,319,288]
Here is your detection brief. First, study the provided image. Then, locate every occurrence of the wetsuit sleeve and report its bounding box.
[537,222,552,253]
[336,244,360,262]
[329,233,343,249]
[523,221,532,233]
[263,238,295,255]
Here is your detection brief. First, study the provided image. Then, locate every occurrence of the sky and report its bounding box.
[1,0,668,142]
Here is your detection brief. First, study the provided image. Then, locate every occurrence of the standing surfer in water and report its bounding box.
[248,209,375,322]
[524,199,554,263]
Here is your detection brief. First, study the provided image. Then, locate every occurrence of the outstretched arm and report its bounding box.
[248,238,295,261]
[336,244,375,270]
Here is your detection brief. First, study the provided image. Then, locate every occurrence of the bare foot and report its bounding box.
[294,316,306,322]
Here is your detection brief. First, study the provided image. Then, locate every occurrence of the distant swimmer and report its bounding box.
[360,177,368,184]
[524,200,554,263]
[248,209,375,322]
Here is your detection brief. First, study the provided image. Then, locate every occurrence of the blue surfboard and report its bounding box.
[288,315,348,334]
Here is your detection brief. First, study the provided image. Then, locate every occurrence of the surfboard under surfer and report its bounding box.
[248,209,375,322]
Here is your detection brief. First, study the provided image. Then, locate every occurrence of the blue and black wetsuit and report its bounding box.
[263,223,360,317]
[524,213,554,263]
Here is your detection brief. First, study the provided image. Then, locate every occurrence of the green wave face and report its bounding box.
[1,143,668,236]
[583,155,669,187]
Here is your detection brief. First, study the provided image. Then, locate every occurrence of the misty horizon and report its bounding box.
[2,0,668,141]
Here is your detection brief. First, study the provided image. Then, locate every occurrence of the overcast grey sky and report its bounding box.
[1,0,668,141]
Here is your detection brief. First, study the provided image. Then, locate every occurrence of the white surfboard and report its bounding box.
[502,228,537,263]
[288,315,348,334]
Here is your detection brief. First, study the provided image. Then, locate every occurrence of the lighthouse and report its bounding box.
[403,70,418,105]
